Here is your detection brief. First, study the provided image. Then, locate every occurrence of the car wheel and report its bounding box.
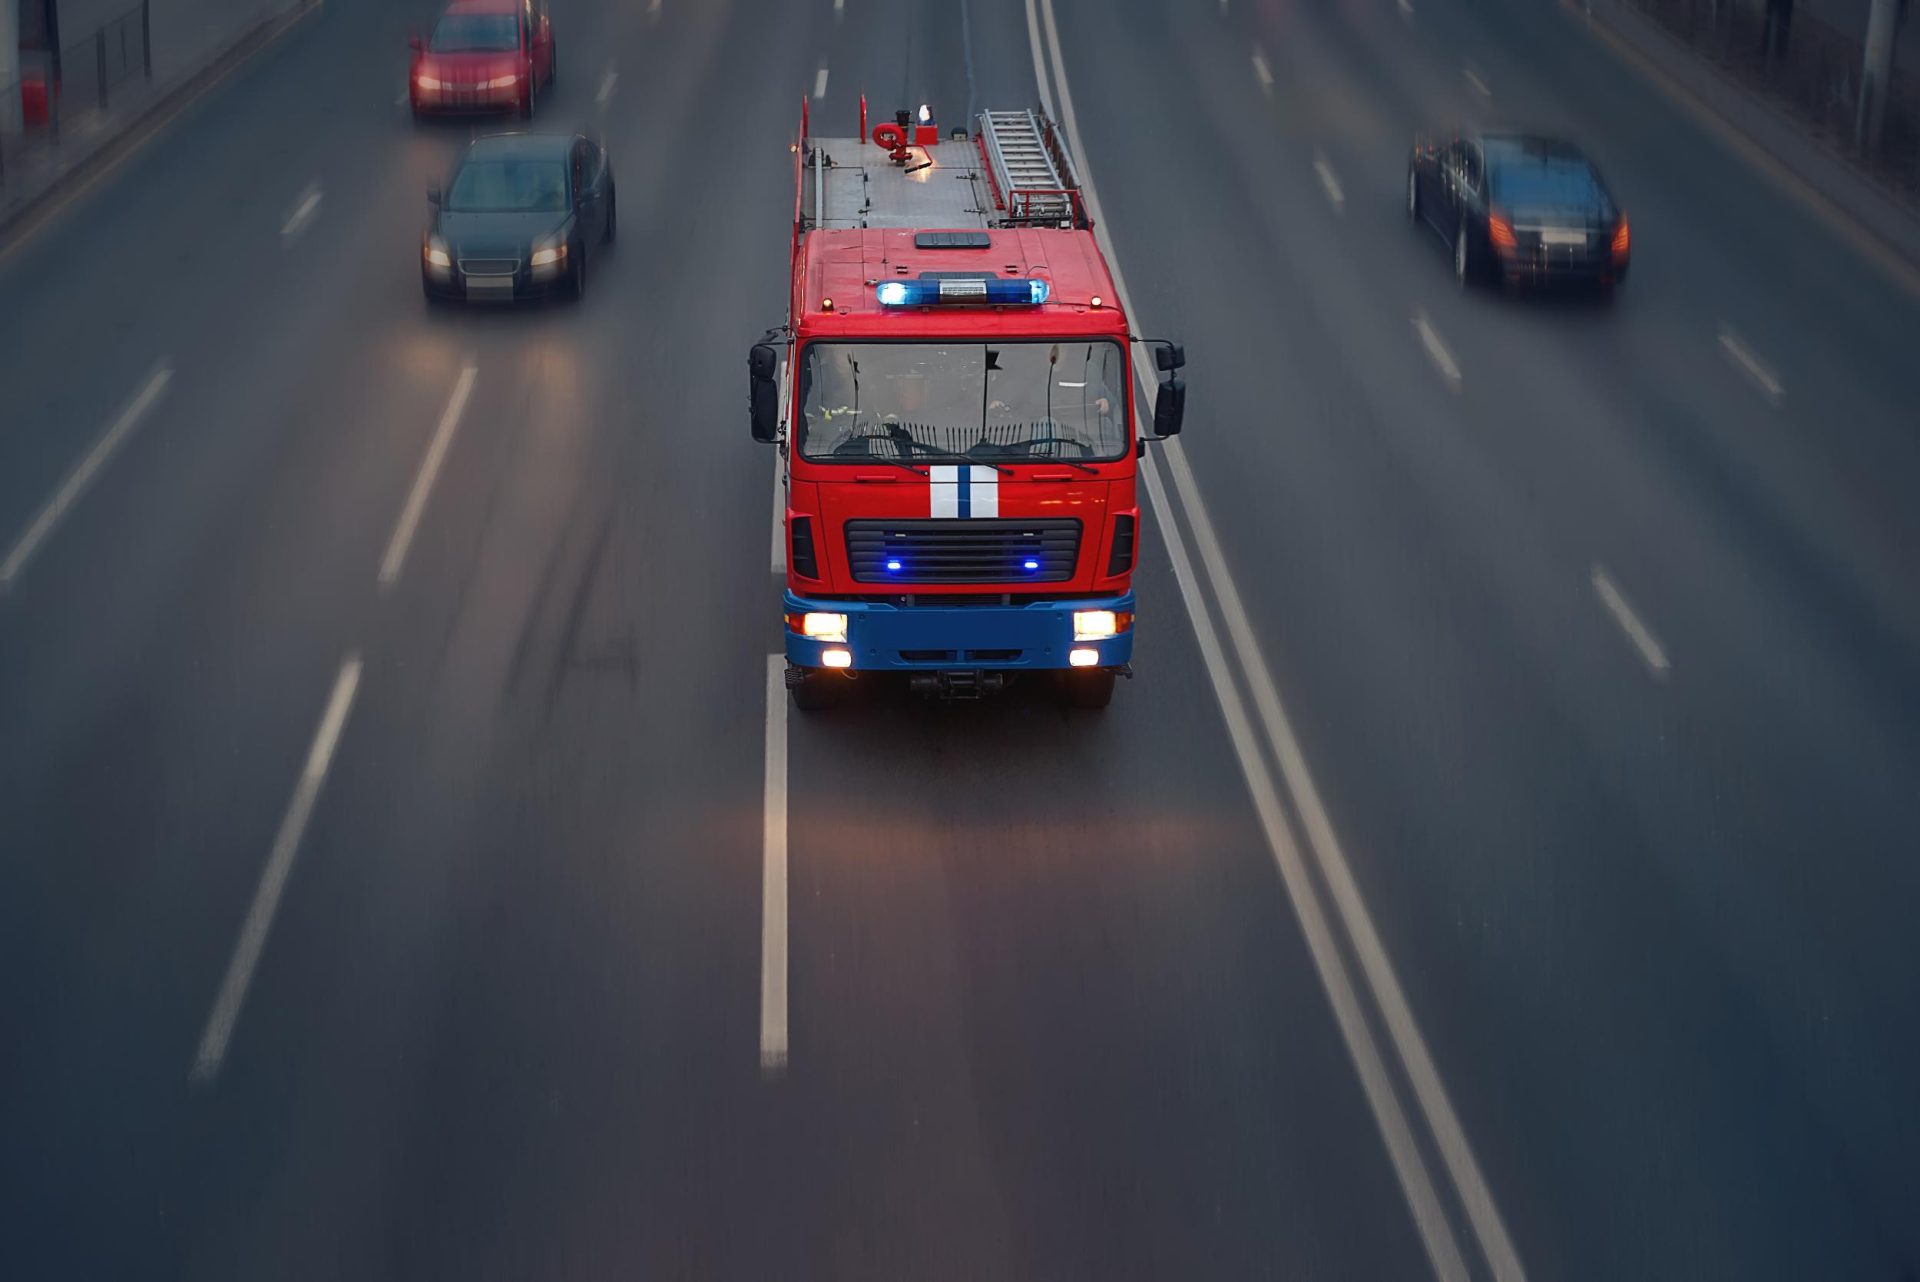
[1454,226,1474,289]
[519,88,534,120]
[1061,670,1116,709]
[790,672,839,712]
[548,46,557,90]
[568,245,586,300]
[1407,168,1420,224]
[603,185,616,245]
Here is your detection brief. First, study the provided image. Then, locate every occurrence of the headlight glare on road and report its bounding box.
[1073,609,1130,641]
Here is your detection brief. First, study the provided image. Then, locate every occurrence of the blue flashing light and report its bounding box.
[886,558,904,572]
[875,277,1051,307]
[1022,558,1041,571]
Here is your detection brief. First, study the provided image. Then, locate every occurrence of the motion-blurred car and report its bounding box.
[422,132,615,304]
[1407,131,1629,295]
[409,0,555,120]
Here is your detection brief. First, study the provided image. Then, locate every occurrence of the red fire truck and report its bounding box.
[750,100,1186,709]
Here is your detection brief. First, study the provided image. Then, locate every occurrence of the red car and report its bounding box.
[409,0,555,120]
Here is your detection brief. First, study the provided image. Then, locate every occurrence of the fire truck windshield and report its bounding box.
[798,341,1129,465]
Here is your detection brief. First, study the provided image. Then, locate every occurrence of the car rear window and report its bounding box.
[430,14,518,52]
[1486,141,1607,211]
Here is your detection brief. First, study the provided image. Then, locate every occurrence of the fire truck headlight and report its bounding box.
[797,612,849,643]
[1073,609,1130,641]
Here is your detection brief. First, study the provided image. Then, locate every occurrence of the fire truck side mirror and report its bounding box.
[1152,342,1186,373]
[1152,376,1186,438]
[749,343,781,443]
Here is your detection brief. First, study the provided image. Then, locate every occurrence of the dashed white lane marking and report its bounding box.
[1,360,173,590]
[1463,64,1492,97]
[834,0,844,16]
[648,0,661,19]
[1313,150,1346,212]
[1035,1,1522,1278]
[1591,565,1671,677]
[378,363,477,588]
[1399,0,1415,21]
[814,65,829,99]
[596,70,618,108]
[761,654,790,1078]
[280,182,322,243]
[1251,47,1274,95]
[190,653,363,1084]
[1412,308,1463,390]
[1717,326,1784,404]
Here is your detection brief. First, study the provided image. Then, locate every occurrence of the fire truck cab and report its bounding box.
[750,102,1186,709]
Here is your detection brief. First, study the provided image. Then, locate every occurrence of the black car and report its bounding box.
[1407,131,1629,294]
[422,131,615,303]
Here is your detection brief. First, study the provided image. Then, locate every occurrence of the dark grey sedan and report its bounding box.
[1408,131,1629,295]
[422,130,615,303]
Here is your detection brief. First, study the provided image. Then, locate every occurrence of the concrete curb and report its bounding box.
[1569,0,1920,288]
[0,0,321,257]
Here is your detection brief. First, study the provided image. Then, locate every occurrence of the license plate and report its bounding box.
[1540,229,1586,246]
[465,277,514,299]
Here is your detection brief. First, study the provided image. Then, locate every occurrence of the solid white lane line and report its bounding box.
[1313,151,1346,212]
[1035,3,1524,1278]
[1251,47,1274,95]
[1591,565,1671,677]
[378,363,477,588]
[648,0,661,19]
[191,654,363,1084]
[280,182,322,242]
[1412,309,1463,390]
[1463,65,1492,97]
[814,65,830,99]
[834,0,844,15]
[761,654,790,1077]
[1,360,172,590]
[771,455,786,574]
[596,70,618,108]
[1717,327,1784,404]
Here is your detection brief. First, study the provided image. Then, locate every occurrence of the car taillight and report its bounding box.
[1488,213,1516,251]
[1611,217,1630,259]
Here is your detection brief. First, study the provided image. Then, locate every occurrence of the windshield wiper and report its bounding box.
[899,448,1011,475]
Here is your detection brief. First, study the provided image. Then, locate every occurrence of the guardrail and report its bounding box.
[1619,0,1920,199]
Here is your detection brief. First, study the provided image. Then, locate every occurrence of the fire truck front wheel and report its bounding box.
[1061,670,1116,710]
[789,670,841,712]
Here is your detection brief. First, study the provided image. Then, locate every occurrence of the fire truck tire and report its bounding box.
[790,673,840,711]
[1062,670,1115,709]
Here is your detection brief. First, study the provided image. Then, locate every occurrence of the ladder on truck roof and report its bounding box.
[976,109,1089,229]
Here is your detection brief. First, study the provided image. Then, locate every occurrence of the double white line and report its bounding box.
[1026,3,1524,1279]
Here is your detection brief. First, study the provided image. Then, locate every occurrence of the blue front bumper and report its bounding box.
[784,590,1136,672]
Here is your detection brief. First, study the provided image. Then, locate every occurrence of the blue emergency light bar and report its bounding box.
[875,278,1051,307]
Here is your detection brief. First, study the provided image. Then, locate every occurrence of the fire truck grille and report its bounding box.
[845,519,1081,584]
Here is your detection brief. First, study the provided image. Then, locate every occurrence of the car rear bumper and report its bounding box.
[1497,249,1628,287]
[782,589,1136,672]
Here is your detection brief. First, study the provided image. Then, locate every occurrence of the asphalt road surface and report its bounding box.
[3,0,1918,1278]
